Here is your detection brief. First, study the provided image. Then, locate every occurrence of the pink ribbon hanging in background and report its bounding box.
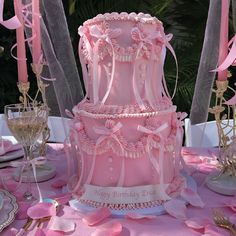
[0,0,21,29]
[137,122,171,200]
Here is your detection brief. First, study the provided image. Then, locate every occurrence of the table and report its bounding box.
[1,145,235,235]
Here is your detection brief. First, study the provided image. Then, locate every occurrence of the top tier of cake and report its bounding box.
[78,12,174,110]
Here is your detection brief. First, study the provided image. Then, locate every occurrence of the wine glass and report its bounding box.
[4,103,48,200]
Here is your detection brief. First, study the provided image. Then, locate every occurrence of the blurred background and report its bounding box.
[0,0,235,115]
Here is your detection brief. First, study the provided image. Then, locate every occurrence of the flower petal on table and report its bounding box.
[185,217,211,230]
[48,193,72,205]
[203,224,224,236]
[91,221,122,236]
[181,188,204,208]
[16,201,32,220]
[223,198,236,212]
[82,207,111,226]
[229,214,236,224]
[35,228,46,236]
[0,139,21,156]
[49,216,75,233]
[51,179,67,189]
[45,230,64,236]
[163,199,187,220]
[27,202,56,219]
[125,212,157,220]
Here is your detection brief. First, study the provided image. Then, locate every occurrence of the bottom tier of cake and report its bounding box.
[68,104,186,209]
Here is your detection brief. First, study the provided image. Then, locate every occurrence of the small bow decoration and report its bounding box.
[89,25,121,43]
[93,121,123,147]
[131,27,173,58]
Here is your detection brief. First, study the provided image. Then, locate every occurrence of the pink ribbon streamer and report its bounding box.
[131,27,178,109]
[89,25,121,104]
[11,156,47,202]
[0,0,21,29]
[137,123,170,200]
[131,27,162,110]
[85,122,124,185]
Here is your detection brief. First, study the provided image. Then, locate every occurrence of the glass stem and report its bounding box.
[23,145,32,161]
[23,145,34,200]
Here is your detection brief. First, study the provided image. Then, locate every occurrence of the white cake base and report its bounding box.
[13,163,56,183]
[69,171,196,216]
[206,171,236,196]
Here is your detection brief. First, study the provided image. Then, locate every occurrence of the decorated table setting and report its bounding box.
[3,0,236,236]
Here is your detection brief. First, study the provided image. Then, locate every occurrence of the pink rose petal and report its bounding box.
[163,199,187,220]
[16,201,32,220]
[27,202,56,220]
[51,179,67,189]
[91,222,122,236]
[223,198,236,212]
[181,188,204,208]
[49,193,72,205]
[49,216,75,233]
[45,230,64,236]
[82,207,111,226]
[125,212,157,220]
[185,217,211,230]
[35,228,46,236]
[229,214,236,224]
[204,224,224,236]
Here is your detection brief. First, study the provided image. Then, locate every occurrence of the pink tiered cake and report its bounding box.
[69,12,186,211]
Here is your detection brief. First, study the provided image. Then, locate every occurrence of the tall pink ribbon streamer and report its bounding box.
[131,27,161,110]
[164,34,179,99]
[69,125,86,194]
[89,25,121,104]
[0,0,21,29]
[10,156,47,202]
[137,123,170,200]
[131,27,178,110]
[85,122,124,185]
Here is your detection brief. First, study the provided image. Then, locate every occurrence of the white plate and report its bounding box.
[0,136,23,163]
[0,189,18,232]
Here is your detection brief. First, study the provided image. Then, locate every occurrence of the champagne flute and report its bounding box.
[4,103,48,200]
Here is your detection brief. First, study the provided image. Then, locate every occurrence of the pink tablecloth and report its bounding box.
[1,145,235,236]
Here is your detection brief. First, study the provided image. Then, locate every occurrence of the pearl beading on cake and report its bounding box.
[73,104,176,120]
[79,198,165,210]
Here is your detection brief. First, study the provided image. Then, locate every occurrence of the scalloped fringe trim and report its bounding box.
[79,199,165,210]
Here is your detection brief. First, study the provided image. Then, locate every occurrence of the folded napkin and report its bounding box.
[0,138,21,156]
